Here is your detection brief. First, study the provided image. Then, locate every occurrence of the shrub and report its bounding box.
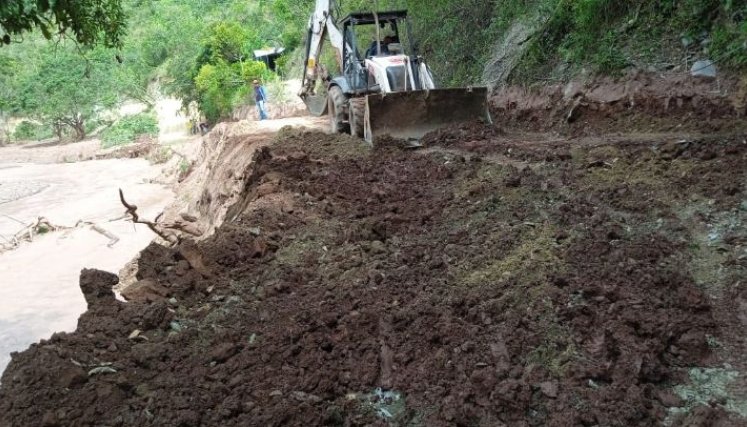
[101,112,159,148]
[12,121,53,142]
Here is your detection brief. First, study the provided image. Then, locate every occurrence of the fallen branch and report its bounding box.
[90,224,120,248]
[0,216,68,252]
[107,214,129,222]
[1,215,127,253]
[118,188,179,244]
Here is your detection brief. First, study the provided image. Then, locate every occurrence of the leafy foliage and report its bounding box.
[0,0,126,48]
[310,0,747,84]
[475,0,747,83]
[12,121,52,142]
[121,1,289,121]
[528,0,747,79]
[2,0,745,139]
[192,22,271,121]
[7,44,123,141]
[100,112,159,148]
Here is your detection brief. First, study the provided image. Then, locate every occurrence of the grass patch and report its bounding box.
[527,334,576,377]
[146,146,173,164]
[459,225,565,286]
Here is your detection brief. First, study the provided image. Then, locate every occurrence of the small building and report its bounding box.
[253,47,285,72]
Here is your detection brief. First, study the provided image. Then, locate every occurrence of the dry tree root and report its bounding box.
[0,216,123,253]
[0,216,66,252]
[118,188,180,245]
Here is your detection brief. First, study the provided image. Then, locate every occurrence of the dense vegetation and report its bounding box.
[494,0,747,83]
[0,0,126,48]
[326,0,746,85]
[1,0,745,145]
[0,0,294,143]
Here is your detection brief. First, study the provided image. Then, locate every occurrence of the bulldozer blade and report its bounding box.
[363,87,491,144]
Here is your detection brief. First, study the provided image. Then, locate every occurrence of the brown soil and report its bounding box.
[490,71,747,136]
[2,74,747,426]
[2,115,746,425]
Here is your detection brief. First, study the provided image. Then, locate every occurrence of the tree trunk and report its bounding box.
[53,120,64,140]
[72,121,86,141]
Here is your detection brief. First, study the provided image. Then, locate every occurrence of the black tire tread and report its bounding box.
[349,97,365,138]
[327,86,349,134]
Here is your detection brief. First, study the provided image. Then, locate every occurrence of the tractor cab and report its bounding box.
[340,10,413,59]
[339,10,423,94]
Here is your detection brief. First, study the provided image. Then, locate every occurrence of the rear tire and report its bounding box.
[327,85,349,134]
[349,97,365,138]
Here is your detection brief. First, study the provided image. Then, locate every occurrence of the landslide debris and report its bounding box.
[1,124,746,426]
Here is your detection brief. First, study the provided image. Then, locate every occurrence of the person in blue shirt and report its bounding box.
[253,79,268,120]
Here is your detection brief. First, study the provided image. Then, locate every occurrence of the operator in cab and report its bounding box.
[366,35,395,57]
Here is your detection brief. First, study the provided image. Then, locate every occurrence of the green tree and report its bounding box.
[192,22,270,121]
[0,0,126,48]
[11,46,122,140]
[0,53,15,143]
[0,0,303,135]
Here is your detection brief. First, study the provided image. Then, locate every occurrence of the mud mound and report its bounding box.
[2,128,747,426]
[490,72,747,136]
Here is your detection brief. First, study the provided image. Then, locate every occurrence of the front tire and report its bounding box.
[327,85,349,134]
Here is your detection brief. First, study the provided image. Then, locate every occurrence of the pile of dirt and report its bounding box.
[490,71,747,136]
[2,123,746,426]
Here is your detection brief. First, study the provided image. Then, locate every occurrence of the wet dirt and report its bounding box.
[490,71,747,137]
[159,116,328,241]
[1,114,745,426]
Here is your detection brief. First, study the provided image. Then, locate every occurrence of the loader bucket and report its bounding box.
[363,87,491,144]
[302,92,329,117]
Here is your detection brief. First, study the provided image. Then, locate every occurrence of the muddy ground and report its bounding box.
[1,72,747,426]
[1,119,746,426]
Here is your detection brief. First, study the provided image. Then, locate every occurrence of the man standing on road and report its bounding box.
[253,79,269,121]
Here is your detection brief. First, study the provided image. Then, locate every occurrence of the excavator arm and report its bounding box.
[299,0,345,116]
